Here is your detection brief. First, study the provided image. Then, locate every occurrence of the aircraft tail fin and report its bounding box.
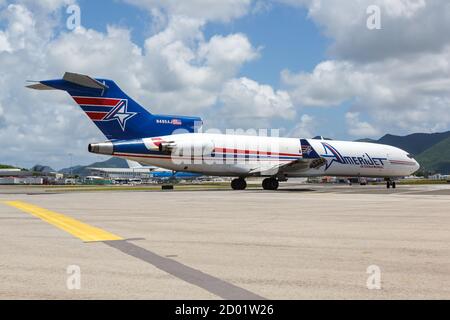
[27,72,202,140]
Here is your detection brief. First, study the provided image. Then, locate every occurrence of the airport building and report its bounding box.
[0,168,64,185]
[429,174,450,181]
[87,167,154,184]
[0,177,44,185]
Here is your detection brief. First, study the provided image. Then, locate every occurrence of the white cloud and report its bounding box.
[281,0,450,137]
[16,0,75,12]
[139,16,260,114]
[217,77,295,127]
[345,112,380,138]
[288,114,316,138]
[124,0,252,22]
[0,4,35,52]
[0,30,12,52]
[0,3,97,168]
[281,60,368,108]
[199,33,260,78]
[285,0,450,62]
[47,26,144,86]
[282,51,450,134]
[383,0,426,18]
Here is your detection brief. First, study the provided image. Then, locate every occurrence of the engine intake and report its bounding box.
[159,142,176,154]
[159,140,214,157]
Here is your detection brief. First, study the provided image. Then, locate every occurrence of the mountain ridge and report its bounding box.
[59,157,129,176]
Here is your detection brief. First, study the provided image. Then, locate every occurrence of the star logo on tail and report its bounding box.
[103,99,137,131]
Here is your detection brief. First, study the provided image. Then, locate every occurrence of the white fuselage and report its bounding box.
[112,133,420,178]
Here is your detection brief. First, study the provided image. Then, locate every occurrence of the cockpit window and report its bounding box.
[406,154,414,159]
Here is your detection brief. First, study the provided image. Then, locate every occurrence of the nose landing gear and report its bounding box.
[386,179,397,189]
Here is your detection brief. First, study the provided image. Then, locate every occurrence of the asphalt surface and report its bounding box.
[0,184,449,299]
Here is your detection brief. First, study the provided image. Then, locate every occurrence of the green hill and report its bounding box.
[377,132,450,156]
[0,164,17,169]
[415,137,450,174]
[357,131,450,174]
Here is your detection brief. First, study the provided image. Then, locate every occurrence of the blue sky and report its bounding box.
[76,1,329,78]
[74,0,347,139]
[75,0,151,43]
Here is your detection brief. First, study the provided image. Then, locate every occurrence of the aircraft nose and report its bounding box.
[414,159,421,172]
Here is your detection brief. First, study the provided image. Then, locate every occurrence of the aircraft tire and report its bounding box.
[231,178,247,190]
[262,178,279,191]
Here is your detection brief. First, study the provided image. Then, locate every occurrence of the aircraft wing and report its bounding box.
[126,160,143,169]
[248,139,326,176]
[249,157,326,176]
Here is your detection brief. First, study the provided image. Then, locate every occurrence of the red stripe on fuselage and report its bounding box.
[214,147,300,157]
[113,152,294,162]
[73,97,120,106]
[86,112,108,120]
[390,160,416,166]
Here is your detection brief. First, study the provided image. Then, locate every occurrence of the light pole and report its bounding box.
[68,153,73,178]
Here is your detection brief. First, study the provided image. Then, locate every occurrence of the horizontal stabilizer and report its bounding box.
[26,72,108,91]
[63,72,109,90]
[26,83,56,90]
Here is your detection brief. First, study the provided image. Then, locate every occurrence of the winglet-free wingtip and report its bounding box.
[26,82,56,90]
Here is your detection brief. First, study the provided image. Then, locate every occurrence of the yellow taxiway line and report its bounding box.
[3,201,123,242]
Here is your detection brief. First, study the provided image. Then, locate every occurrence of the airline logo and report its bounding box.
[74,97,137,131]
[321,142,387,171]
[301,145,313,156]
[103,100,137,131]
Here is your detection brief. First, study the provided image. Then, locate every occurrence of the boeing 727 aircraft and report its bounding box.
[28,72,420,190]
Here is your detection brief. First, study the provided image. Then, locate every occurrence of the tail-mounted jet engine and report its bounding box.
[159,140,214,157]
[88,139,215,158]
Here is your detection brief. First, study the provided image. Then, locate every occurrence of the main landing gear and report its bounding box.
[231,178,247,190]
[230,177,281,191]
[262,177,279,191]
[386,179,397,189]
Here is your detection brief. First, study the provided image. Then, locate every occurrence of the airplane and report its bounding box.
[126,160,203,181]
[151,170,203,181]
[27,72,420,190]
[86,159,155,184]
